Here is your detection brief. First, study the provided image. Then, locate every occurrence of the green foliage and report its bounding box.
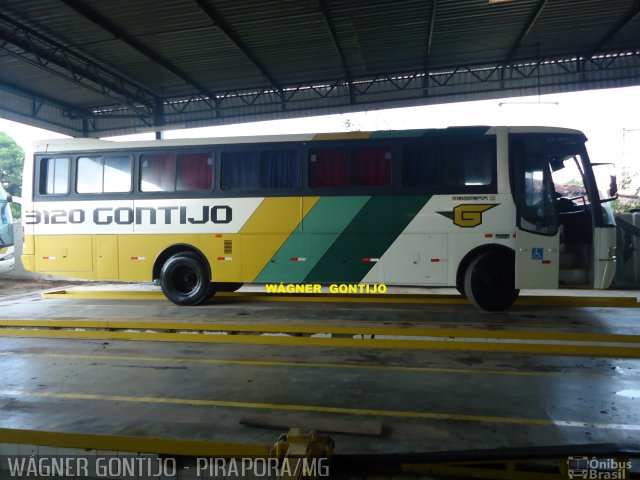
[617,166,640,196]
[611,166,640,214]
[565,178,583,185]
[0,132,24,219]
[612,198,640,213]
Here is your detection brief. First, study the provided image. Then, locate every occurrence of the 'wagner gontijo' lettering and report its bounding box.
[25,205,232,225]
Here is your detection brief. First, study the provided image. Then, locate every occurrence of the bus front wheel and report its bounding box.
[463,250,519,311]
[160,252,211,306]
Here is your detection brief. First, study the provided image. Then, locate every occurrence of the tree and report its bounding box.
[0,132,25,219]
[611,167,640,213]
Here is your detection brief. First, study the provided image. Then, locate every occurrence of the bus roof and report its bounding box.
[33,126,585,153]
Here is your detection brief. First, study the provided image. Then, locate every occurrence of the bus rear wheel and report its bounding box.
[463,250,519,311]
[160,252,211,306]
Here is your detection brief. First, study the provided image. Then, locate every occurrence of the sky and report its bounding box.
[1,85,640,191]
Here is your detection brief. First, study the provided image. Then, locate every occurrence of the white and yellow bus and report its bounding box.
[0,182,15,274]
[20,126,617,310]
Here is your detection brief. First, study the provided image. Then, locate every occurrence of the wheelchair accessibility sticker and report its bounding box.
[532,247,544,260]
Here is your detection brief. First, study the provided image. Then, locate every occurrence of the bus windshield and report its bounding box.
[0,184,14,249]
[549,149,616,227]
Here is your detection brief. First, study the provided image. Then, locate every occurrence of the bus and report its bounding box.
[20,126,617,310]
[0,181,15,274]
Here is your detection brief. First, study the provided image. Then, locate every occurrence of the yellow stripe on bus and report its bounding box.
[240,197,319,281]
[312,132,373,140]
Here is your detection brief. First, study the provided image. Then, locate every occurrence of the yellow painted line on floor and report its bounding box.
[5,390,640,431]
[1,319,639,344]
[37,352,603,378]
[0,427,268,457]
[42,290,165,301]
[41,289,472,303]
[40,289,640,308]
[11,315,640,334]
[1,328,639,358]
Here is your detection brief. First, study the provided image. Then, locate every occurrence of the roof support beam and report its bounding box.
[318,0,353,103]
[0,13,156,116]
[422,0,438,97]
[0,79,89,136]
[426,0,438,57]
[318,0,352,83]
[193,0,283,93]
[0,79,89,118]
[587,0,640,57]
[503,0,548,65]
[59,0,216,100]
[25,49,640,138]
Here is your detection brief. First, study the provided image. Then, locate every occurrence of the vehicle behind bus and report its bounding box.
[20,127,617,310]
[0,182,15,274]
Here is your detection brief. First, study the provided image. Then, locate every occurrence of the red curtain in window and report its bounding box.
[177,154,213,191]
[352,148,390,187]
[310,149,348,187]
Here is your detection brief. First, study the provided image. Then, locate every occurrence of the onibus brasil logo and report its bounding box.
[567,456,631,479]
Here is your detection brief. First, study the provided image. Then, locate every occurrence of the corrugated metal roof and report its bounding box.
[1,0,639,137]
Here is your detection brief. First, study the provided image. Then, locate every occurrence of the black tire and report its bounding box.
[160,252,211,306]
[216,283,243,293]
[463,250,519,311]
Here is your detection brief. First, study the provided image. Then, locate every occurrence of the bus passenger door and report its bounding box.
[514,154,560,289]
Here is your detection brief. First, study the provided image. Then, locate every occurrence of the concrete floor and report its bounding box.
[0,290,639,454]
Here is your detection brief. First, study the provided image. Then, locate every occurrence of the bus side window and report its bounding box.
[77,157,103,193]
[402,144,435,187]
[104,156,132,193]
[141,154,176,192]
[402,138,493,189]
[402,141,455,187]
[352,147,391,187]
[177,153,214,191]
[260,150,299,189]
[77,156,132,194]
[308,148,349,188]
[462,142,493,186]
[221,151,259,190]
[40,157,70,195]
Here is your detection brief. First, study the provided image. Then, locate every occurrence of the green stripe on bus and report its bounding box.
[254,196,369,283]
[370,130,427,138]
[303,195,430,283]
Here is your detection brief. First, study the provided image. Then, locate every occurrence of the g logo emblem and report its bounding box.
[453,204,497,227]
[438,204,497,228]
